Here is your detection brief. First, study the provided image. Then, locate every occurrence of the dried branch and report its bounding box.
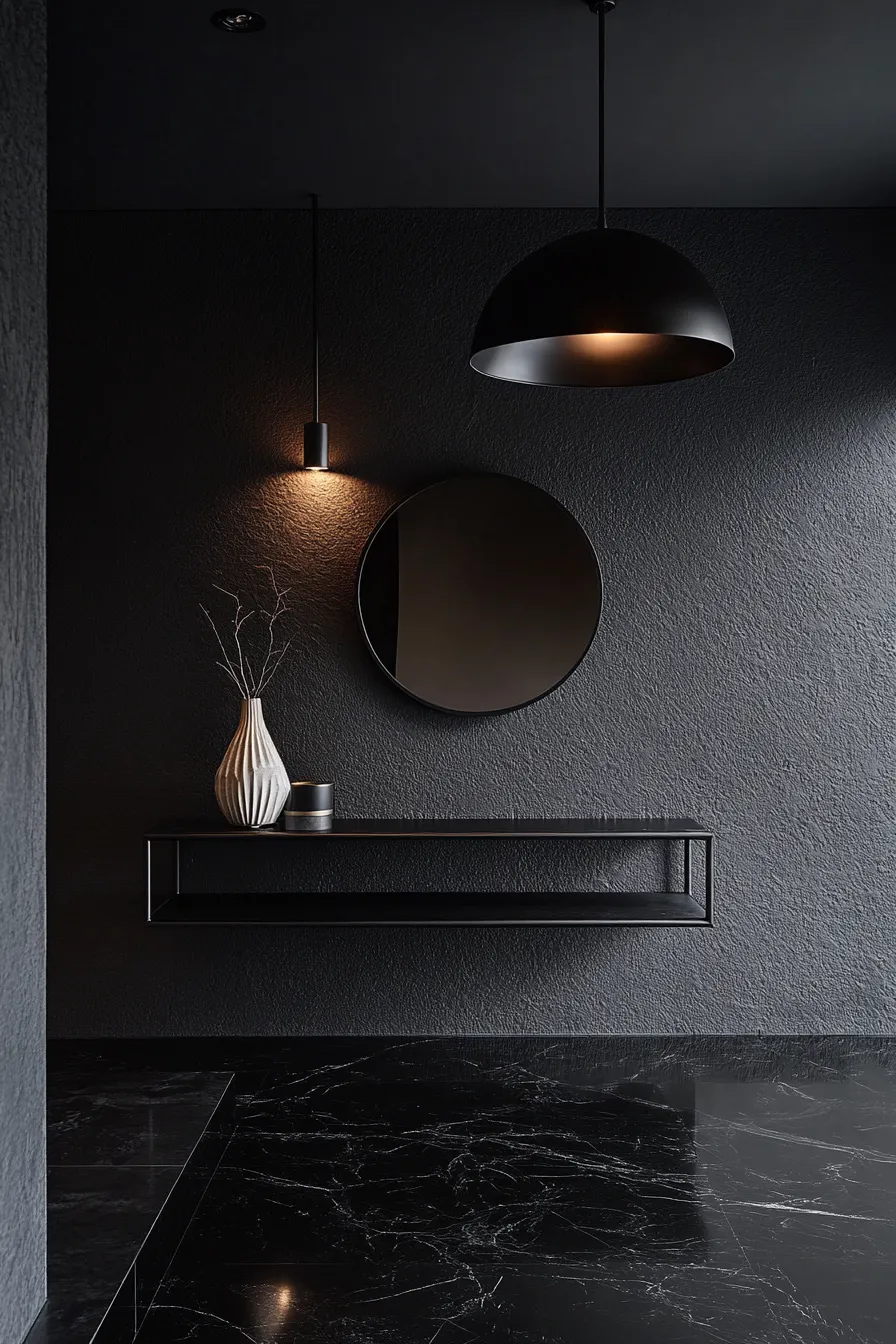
[256,636,293,697]
[201,568,295,699]
[201,603,249,698]
[253,566,291,692]
[214,659,246,696]
[212,584,257,700]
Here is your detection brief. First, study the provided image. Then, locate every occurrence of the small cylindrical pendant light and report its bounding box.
[303,193,329,469]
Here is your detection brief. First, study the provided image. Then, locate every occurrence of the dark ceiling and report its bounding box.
[51,0,896,209]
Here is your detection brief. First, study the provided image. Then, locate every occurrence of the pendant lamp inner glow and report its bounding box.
[470,1,734,388]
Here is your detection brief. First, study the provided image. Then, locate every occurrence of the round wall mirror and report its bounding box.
[357,474,602,714]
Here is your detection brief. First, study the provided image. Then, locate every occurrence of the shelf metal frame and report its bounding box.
[145,820,714,928]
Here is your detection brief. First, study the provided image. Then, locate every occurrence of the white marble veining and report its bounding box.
[124,1039,896,1343]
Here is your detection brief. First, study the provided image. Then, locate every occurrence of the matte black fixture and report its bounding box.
[470,0,734,387]
[210,10,266,32]
[283,781,335,831]
[303,194,329,470]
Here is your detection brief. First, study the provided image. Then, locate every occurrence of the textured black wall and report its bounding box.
[1,0,47,1334]
[49,207,894,1036]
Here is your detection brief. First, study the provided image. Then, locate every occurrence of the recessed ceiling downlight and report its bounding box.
[210,10,266,32]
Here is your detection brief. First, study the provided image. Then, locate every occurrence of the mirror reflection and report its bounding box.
[357,475,602,714]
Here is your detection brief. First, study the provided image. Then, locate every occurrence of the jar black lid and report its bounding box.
[287,781,334,814]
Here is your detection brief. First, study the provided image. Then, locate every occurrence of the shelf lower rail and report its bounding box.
[145,820,714,927]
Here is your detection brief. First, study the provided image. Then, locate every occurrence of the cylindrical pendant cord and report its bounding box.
[598,3,607,228]
[311,192,320,421]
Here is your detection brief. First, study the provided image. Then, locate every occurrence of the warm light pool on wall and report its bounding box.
[303,193,329,470]
[470,0,734,388]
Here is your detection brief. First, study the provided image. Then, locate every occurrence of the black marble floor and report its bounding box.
[114,1038,896,1344]
[26,1068,233,1344]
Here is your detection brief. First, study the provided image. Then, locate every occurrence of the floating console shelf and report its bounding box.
[146,819,714,927]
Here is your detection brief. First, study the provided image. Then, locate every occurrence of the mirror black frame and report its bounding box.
[356,473,603,716]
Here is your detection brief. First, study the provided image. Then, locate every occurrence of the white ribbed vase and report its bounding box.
[215,699,290,829]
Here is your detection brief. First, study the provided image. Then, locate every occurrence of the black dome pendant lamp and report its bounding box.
[470,0,734,388]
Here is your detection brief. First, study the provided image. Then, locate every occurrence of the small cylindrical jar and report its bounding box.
[283,781,334,831]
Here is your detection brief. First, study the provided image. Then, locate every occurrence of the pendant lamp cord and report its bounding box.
[310,192,320,421]
[585,0,614,226]
[598,2,606,228]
